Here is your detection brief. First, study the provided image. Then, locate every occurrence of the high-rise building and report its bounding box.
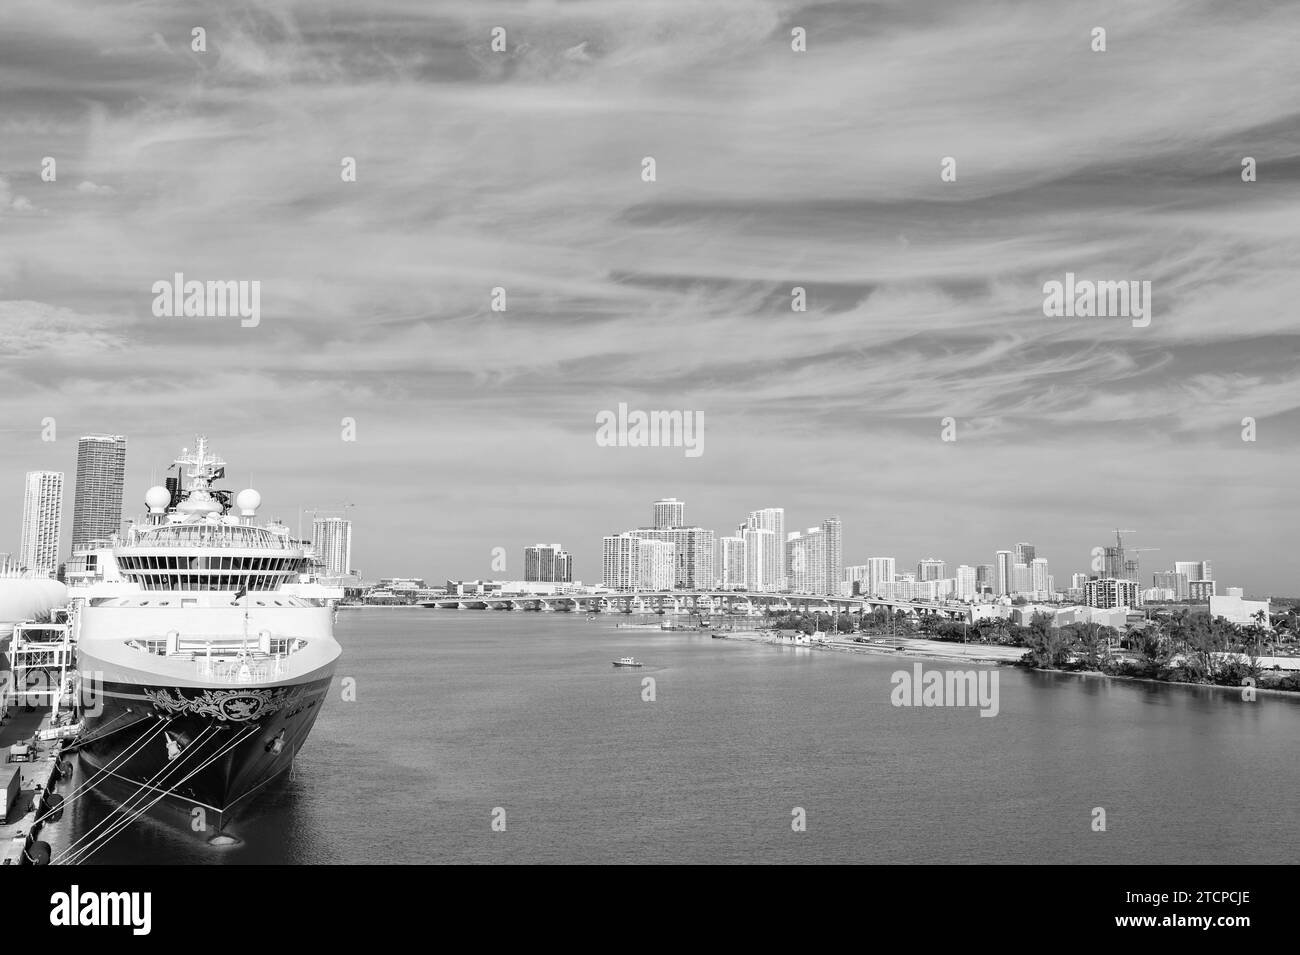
[917,558,946,581]
[783,517,841,595]
[653,498,686,530]
[19,471,64,576]
[1153,571,1189,600]
[525,544,572,583]
[843,563,868,595]
[823,517,842,596]
[955,565,977,601]
[740,526,772,592]
[629,526,714,589]
[720,536,747,589]
[976,564,995,594]
[995,551,1014,595]
[1174,561,1212,583]
[1012,562,1031,595]
[312,518,352,577]
[602,534,638,590]
[866,557,896,599]
[638,539,674,590]
[1014,542,1035,566]
[1104,546,1126,580]
[743,508,785,590]
[1188,579,1217,600]
[602,533,673,590]
[1031,557,1051,597]
[1084,578,1140,610]
[70,434,127,554]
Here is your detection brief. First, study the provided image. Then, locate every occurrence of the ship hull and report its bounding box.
[75,673,333,837]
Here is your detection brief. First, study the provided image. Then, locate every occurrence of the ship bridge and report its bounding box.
[115,522,306,592]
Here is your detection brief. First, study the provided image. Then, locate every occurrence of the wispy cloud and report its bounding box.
[0,0,1296,590]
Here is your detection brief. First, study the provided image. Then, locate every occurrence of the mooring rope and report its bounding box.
[63,725,258,865]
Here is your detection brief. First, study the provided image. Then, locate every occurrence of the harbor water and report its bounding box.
[44,609,1300,864]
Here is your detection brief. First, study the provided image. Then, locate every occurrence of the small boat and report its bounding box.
[611,656,643,668]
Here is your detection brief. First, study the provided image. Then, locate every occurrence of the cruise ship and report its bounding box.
[68,437,342,840]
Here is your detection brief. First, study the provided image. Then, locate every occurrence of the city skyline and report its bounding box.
[0,439,1281,595]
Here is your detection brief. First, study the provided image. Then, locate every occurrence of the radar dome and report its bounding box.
[236,488,261,516]
[144,486,171,514]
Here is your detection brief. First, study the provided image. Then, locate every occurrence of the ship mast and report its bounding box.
[171,435,228,517]
[175,435,226,494]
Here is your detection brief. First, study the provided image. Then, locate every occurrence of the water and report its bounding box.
[46,609,1300,864]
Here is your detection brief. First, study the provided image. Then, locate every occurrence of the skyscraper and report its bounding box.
[70,434,127,554]
[1014,542,1035,566]
[783,517,842,595]
[630,526,714,589]
[955,565,977,601]
[866,557,896,599]
[603,533,673,590]
[823,516,842,597]
[1031,557,1051,597]
[720,535,747,589]
[602,534,639,590]
[740,526,772,592]
[1153,571,1189,600]
[20,471,64,576]
[525,544,571,582]
[312,517,352,577]
[995,550,1014,595]
[653,498,686,530]
[917,558,946,581]
[976,564,995,594]
[743,508,785,590]
[1012,562,1031,595]
[1174,560,1212,584]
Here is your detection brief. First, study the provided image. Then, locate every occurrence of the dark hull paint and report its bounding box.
[76,675,332,836]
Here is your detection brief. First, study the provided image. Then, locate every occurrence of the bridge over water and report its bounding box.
[419,590,972,621]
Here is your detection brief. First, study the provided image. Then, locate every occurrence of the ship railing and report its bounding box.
[125,637,308,664]
[119,538,301,551]
[197,654,287,683]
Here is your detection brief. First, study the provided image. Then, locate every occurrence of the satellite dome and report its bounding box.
[236,488,261,516]
[144,486,171,514]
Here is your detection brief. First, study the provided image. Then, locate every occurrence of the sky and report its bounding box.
[0,0,1297,594]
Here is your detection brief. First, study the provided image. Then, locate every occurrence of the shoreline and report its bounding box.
[718,629,1024,666]
[1021,663,1300,699]
[721,629,1300,697]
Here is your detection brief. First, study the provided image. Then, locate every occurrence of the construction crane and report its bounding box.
[1124,547,1160,582]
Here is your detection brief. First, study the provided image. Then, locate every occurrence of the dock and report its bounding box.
[0,705,69,864]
